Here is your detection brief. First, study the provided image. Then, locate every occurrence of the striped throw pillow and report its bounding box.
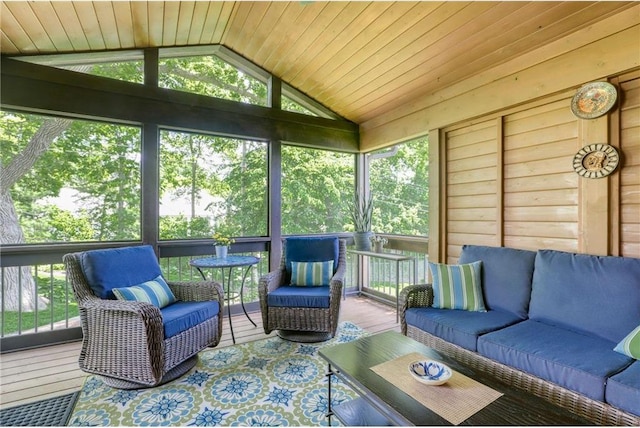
[112,275,177,308]
[614,325,640,359]
[291,260,334,286]
[429,261,486,312]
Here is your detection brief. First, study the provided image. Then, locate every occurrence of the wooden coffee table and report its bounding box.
[319,331,590,426]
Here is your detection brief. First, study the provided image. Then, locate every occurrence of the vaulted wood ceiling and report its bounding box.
[1,1,635,125]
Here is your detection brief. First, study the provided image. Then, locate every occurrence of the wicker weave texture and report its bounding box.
[259,239,346,338]
[63,250,224,389]
[401,285,640,426]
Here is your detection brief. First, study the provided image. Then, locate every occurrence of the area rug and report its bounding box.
[68,322,367,426]
[1,392,79,426]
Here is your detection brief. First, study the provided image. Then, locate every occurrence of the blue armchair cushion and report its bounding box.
[284,236,339,276]
[429,261,486,312]
[459,245,536,319]
[80,245,162,299]
[529,249,640,343]
[405,307,523,351]
[477,320,634,401]
[160,301,220,339]
[291,260,334,286]
[267,286,331,308]
[605,361,640,417]
[614,325,640,359]
[112,275,177,309]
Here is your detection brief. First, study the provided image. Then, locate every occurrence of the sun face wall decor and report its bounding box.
[572,143,620,179]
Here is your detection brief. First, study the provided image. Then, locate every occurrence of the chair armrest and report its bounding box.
[399,283,434,335]
[168,280,224,303]
[259,269,286,293]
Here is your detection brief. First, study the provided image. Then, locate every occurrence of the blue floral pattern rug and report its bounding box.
[68,322,367,426]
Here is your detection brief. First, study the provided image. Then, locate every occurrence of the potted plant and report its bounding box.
[212,231,235,258]
[371,234,388,253]
[348,191,374,251]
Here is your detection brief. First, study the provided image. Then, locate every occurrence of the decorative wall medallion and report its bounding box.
[570,82,617,119]
[572,144,619,179]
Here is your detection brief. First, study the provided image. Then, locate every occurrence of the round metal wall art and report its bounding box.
[572,143,619,179]
[570,82,617,119]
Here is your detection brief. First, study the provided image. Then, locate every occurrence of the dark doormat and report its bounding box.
[0,392,79,426]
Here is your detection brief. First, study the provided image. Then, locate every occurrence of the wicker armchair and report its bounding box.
[64,245,223,389]
[259,236,345,342]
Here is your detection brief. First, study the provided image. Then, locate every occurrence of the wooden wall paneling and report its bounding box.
[608,76,622,256]
[497,117,504,247]
[427,128,444,265]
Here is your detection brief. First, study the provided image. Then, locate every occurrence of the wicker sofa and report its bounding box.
[400,245,640,425]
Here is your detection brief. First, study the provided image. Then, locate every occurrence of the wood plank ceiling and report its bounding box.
[1,1,635,125]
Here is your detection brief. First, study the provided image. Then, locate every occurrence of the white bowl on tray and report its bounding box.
[408,360,452,386]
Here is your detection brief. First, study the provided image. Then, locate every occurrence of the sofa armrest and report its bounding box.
[169,280,224,304]
[399,283,433,335]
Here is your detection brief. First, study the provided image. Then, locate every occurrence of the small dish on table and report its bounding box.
[408,360,452,386]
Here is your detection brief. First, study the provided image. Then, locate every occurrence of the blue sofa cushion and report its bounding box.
[160,301,220,339]
[80,245,163,299]
[529,249,640,343]
[267,286,331,309]
[605,361,640,417]
[459,245,536,319]
[477,320,634,401]
[284,236,339,276]
[405,307,523,351]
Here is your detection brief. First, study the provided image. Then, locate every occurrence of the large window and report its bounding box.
[369,138,429,236]
[281,146,355,235]
[159,130,268,240]
[1,111,142,245]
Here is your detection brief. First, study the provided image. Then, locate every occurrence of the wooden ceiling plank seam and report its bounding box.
[323,1,479,111]
[130,1,150,48]
[236,1,274,54]
[239,1,288,60]
[221,1,253,49]
[4,1,56,53]
[198,1,222,44]
[271,1,350,80]
[1,30,19,54]
[29,1,74,52]
[251,2,305,65]
[91,1,121,50]
[284,1,371,88]
[51,1,91,52]
[147,2,164,47]
[210,1,236,44]
[71,2,106,51]
[174,1,196,46]
[291,1,398,90]
[0,4,36,54]
[161,1,181,47]
[302,0,425,96]
[361,3,640,127]
[317,1,469,106]
[261,1,331,72]
[112,1,135,49]
[186,1,211,46]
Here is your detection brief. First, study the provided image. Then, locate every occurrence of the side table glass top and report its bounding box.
[189,255,260,268]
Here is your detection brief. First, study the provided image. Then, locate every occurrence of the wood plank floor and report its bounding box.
[0,295,399,409]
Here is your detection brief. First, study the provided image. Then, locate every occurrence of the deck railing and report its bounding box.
[0,236,427,351]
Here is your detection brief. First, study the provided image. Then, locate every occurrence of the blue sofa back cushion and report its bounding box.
[161,301,220,339]
[80,245,163,299]
[267,286,331,309]
[605,361,640,417]
[459,245,536,319]
[284,236,339,276]
[529,249,640,343]
[477,320,634,402]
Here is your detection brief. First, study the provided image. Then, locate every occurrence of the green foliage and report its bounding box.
[347,191,373,232]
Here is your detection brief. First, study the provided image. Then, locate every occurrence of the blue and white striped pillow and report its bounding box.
[291,260,334,286]
[429,261,486,312]
[112,275,177,308]
[614,325,640,359]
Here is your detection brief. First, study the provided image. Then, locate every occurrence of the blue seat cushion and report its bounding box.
[80,245,162,299]
[605,361,640,417]
[459,245,536,319]
[267,286,331,309]
[477,320,634,401]
[160,301,220,339]
[404,307,523,351]
[284,236,339,276]
[529,249,640,343]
